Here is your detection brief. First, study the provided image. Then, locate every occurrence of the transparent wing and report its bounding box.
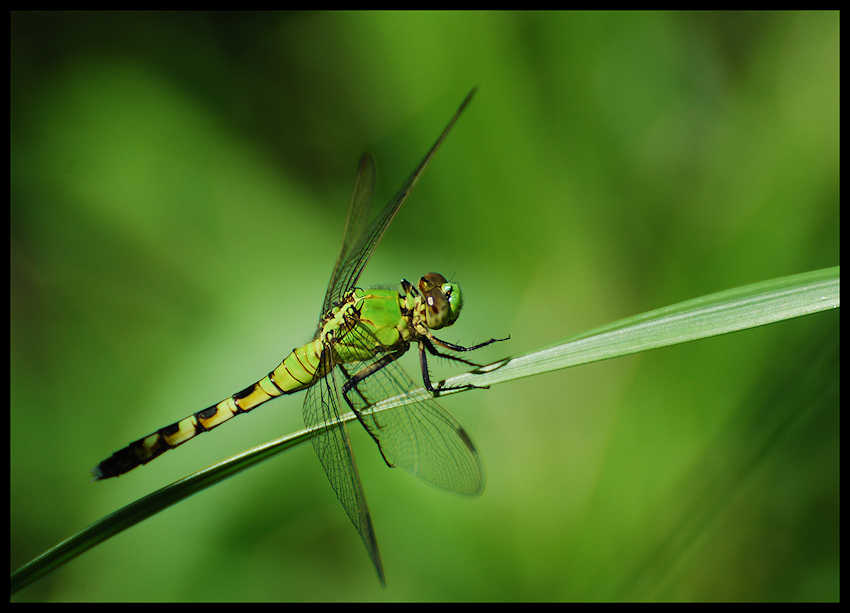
[319,152,376,330]
[302,89,478,584]
[319,88,478,318]
[342,319,484,496]
[302,347,385,585]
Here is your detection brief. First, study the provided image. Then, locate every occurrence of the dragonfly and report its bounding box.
[91,87,506,585]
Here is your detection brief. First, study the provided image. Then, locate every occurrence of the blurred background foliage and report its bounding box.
[11,11,837,601]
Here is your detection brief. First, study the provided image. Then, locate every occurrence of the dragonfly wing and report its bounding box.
[320,88,478,316]
[343,323,484,496]
[302,89,478,582]
[302,348,385,585]
[320,152,376,323]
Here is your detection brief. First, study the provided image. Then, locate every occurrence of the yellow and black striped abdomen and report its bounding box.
[91,338,326,480]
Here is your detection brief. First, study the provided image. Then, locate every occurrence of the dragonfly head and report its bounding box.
[419,273,463,330]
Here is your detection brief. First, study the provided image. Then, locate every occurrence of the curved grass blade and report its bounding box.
[446,266,840,391]
[12,266,837,596]
[11,410,362,596]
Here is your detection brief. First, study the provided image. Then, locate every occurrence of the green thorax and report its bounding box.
[270,274,464,396]
[323,273,464,364]
[323,287,412,363]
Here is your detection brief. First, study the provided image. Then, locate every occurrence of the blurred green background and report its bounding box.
[11,11,838,601]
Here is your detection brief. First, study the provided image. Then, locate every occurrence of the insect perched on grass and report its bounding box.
[92,88,507,584]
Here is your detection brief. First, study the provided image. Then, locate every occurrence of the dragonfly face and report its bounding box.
[417,272,463,330]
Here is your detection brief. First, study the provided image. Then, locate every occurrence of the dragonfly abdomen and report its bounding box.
[90,374,289,480]
[268,339,326,394]
[91,341,326,480]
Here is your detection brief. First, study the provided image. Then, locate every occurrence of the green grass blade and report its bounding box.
[11,418,353,595]
[10,266,838,595]
[436,266,839,393]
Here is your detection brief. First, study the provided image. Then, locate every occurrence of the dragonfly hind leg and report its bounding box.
[339,354,404,468]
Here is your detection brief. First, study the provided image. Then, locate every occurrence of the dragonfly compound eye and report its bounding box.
[423,281,464,329]
[424,289,450,329]
[420,272,448,292]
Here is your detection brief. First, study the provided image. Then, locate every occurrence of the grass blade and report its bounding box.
[11,266,838,595]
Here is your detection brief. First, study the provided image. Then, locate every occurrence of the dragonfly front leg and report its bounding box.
[428,333,510,356]
[418,334,509,394]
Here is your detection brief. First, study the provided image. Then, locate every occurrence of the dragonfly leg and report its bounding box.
[420,337,481,369]
[418,340,477,394]
[428,333,510,354]
[419,334,509,394]
[340,350,405,398]
[422,334,509,369]
[340,352,406,468]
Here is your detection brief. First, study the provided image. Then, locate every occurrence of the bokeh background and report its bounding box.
[11,11,838,601]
